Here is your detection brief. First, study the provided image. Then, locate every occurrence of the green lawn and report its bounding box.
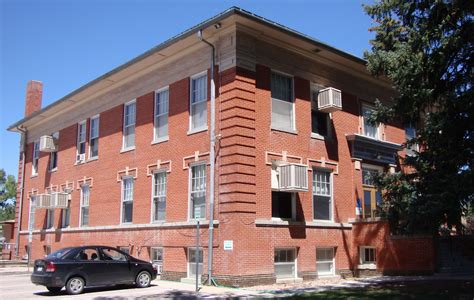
[283,279,474,300]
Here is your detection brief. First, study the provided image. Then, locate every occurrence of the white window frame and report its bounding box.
[28,196,36,231]
[188,71,208,134]
[150,247,164,274]
[270,70,296,133]
[359,246,376,269]
[151,170,167,223]
[49,132,59,172]
[121,176,134,224]
[312,169,333,222]
[316,247,335,276]
[79,185,90,227]
[76,120,87,163]
[187,247,203,279]
[188,162,206,220]
[274,248,297,279]
[153,87,169,143]
[310,84,331,140]
[362,104,380,140]
[61,200,71,228]
[271,192,296,221]
[45,209,54,229]
[89,115,100,160]
[32,141,39,176]
[122,100,136,151]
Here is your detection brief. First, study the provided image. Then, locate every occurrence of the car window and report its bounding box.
[75,248,100,261]
[101,248,128,261]
[46,248,72,259]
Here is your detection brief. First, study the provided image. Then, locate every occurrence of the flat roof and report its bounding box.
[8,6,367,132]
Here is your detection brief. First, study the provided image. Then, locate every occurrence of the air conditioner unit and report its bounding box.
[39,136,57,152]
[76,153,85,163]
[52,192,69,209]
[318,87,342,113]
[271,162,308,192]
[37,194,52,208]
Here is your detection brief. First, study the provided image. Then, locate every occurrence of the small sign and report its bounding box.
[194,208,201,220]
[223,240,233,251]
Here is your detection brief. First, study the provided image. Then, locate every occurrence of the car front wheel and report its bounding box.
[135,271,151,288]
[66,277,85,295]
[46,287,62,294]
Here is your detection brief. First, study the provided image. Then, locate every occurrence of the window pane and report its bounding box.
[272,192,292,219]
[90,138,99,157]
[81,207,89,226]
[156,115,168,138]
[192,75,207,104]
[363,106,377,138]
[271,98,293,129]
[123,201,133,223]
[363,190,372,219]
[316,262,333,274]
[191,101,207,129]
[271,73,292,102]
[314,196,331,220]
[124,125,135,148]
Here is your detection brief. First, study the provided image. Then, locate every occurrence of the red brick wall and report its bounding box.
[352,221,435,274]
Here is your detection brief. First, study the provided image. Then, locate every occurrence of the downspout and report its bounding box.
[197,29,216,286]
[15,126,27,257]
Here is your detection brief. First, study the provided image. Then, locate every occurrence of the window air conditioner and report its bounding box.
[52,192,69,209]
[318,87,342,113]
[37,194,52,208]
[39,135,57,152]
[271,162,308,192]
[76,153,85,163]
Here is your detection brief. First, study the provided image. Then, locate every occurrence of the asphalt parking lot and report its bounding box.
[0,268,258,300]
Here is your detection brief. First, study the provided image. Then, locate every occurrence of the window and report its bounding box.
[154,88,169,141]
[271,72,294,131]
[190,164,206,219]
[405,122,418,156]
[89,116,100,159]
[362,165,383,219]
[152,172,166,222]
[272,192,295,220]
[313,170,332,221]
[76,248,100,261]
[80,185,89,227]
[32,141,39,176]
[360,246,376,265]
[187,248,203,278]
[274,248,296,279]
[44,245,51,256]
[362,105,379,139]
[28,196,36,231]
[316,248,335,276]
[119,247,130,255]
[190,73,207,131]
[121,177,134,223]
[102,247,128,261]
[61,202,70,228]
[151,247,163,274]
[76,121,86,162]
[49,132,59,171]
[45,209,54,229]
[123,101,136,150]
[311,88,330,137]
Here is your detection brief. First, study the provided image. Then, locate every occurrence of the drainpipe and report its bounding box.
[15,126,27,258]
[197,29,216,286]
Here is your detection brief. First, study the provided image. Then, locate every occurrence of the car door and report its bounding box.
[99,247,132,283]
[74,247,106,286]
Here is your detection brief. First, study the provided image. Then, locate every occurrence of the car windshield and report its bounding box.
[46,248,73,259]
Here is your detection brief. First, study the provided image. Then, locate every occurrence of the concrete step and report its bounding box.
[0,260,27,268]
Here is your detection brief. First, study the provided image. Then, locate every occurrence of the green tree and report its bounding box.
[364,0,473,234]
[0,169,17,221]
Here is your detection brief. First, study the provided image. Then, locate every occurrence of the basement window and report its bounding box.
[274,248,297,279]
[359,246,376,269]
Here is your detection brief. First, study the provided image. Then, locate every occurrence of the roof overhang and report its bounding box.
[8,7,386,133]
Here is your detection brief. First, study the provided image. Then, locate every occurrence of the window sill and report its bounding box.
[48,168,57,173]
[358,264,376,270]
[74,160,86,166]
[187,127,208,136]
[151,136,169,145]
[271,127,298,135]
[30,174,38,178]
[311,133,327,140]
[120,147,135,154]
[88,156,99,162]
[256,219,352,228]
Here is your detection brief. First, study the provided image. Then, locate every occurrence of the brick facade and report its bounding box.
[9,9,434,286]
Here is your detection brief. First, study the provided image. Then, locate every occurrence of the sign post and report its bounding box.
[194,208,200,292]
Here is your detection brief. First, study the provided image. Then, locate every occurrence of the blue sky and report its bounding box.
[0,0,374,178]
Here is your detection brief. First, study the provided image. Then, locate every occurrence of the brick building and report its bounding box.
[7,7,434,286]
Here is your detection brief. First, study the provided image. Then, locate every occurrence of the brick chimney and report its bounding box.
[24,80,43,117]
